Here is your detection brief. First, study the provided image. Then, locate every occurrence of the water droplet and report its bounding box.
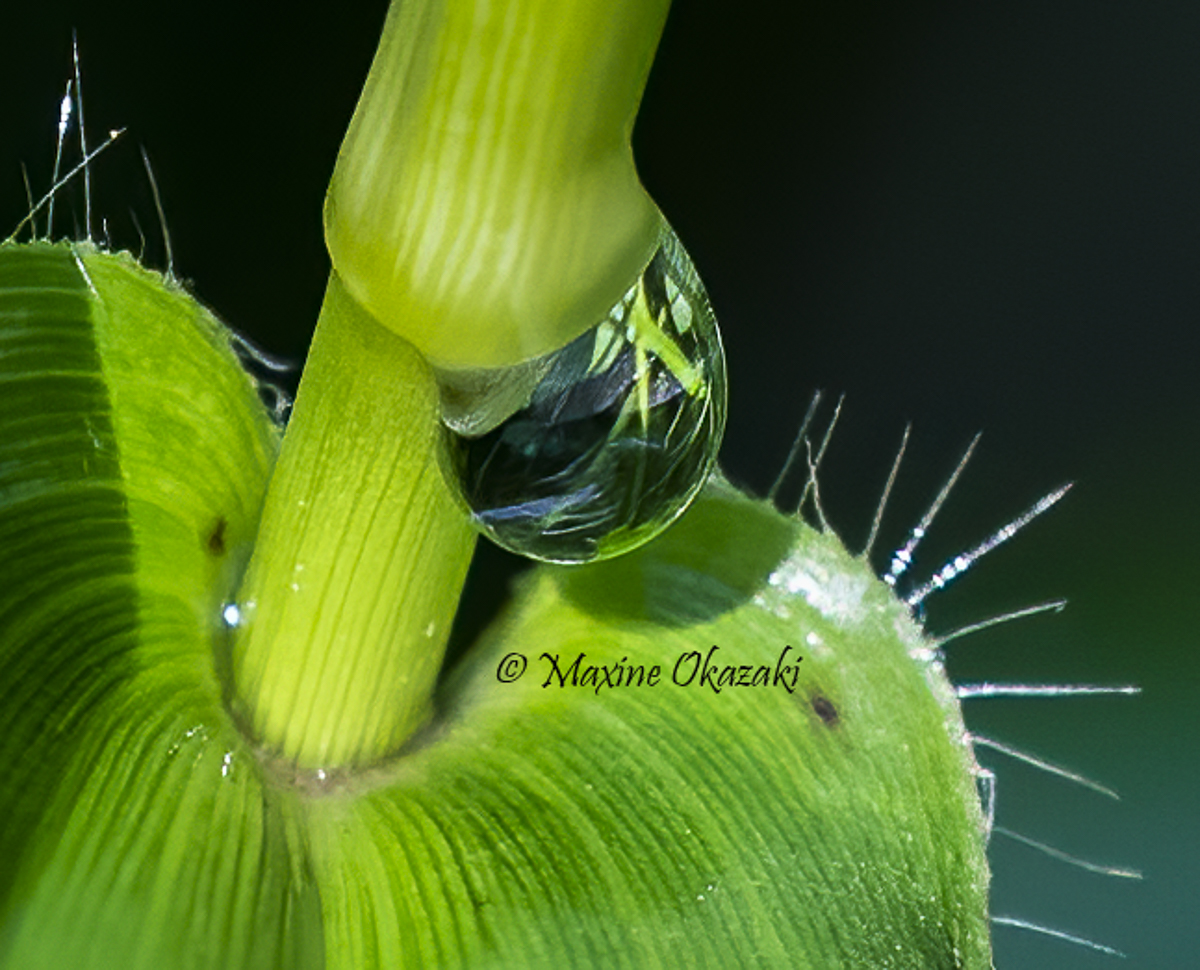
[439,227,726,563]
[221,602,242,627]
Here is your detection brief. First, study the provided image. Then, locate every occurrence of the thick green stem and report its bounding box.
[326,0,673,370]
[232,0,676,768]
[230,275,474,769]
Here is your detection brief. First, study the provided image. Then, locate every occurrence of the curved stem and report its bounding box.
[232,0,675,769]
[326,0,672,369]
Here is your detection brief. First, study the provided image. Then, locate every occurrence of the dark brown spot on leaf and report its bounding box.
[811,694,839,726]
[206,516,227,556]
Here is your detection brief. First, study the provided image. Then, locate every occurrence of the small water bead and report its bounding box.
[439,228,727,564]
[221,602,242,628]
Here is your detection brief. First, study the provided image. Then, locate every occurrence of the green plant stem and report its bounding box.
[230,274,474,769]
[233,0,676,771]
[326,0,672,370]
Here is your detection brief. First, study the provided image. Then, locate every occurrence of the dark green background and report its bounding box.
[1,3,1194,966]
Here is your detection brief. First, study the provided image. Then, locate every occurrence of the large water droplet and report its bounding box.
[439,227,726,563]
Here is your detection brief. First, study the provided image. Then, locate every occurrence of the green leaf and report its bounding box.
[0,241,307,968]
[385,479,993,967]
[1,243,990,966]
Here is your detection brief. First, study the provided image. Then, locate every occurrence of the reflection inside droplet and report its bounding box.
[438,226,727,564]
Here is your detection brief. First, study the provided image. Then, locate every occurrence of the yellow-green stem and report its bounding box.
[326,0,673,370]
[230,275,474,769]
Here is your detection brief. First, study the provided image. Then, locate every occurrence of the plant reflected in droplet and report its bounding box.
[439,226,726,564]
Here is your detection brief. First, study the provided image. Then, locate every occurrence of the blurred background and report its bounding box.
[1,2,1195,966]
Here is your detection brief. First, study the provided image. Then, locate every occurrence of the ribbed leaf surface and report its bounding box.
[0,243,990,968]
[0,242,301,968]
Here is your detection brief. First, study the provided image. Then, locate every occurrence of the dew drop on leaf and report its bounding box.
[438,227,727,564]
